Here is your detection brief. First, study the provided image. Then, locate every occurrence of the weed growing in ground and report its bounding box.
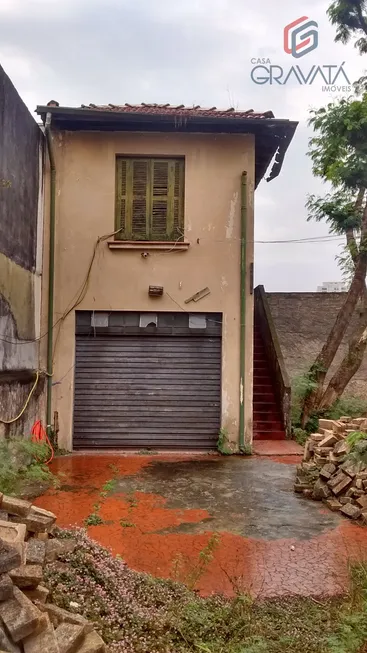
[292,427,308,446]
[108,464,120,475]
[100,478,117,499]
[117,491,139,532]
[44,528,367,653]
[0,437,58,497]
[84,464,122,527]
[217,428,232,455]
[170,533,220,589]
[138,449,158,455]
[345,431,367,467]
[324,396,367,420]
[119,520,135,528]
[84,503,105,527]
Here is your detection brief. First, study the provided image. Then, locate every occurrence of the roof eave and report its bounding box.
[36,105,295,128]
[36,106,298,187]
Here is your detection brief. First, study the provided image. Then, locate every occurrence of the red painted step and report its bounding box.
[253,321,286,441]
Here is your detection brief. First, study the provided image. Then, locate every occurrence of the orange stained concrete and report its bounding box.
[35,454,367,599]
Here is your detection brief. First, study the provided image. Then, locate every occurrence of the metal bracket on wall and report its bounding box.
[184,287,211,304]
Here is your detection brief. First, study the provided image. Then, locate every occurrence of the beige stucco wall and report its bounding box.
[41,130,255,451]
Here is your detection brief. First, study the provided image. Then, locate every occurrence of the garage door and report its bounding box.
[73,313,222,449]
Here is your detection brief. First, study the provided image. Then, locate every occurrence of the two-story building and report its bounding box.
[36,102,297,452]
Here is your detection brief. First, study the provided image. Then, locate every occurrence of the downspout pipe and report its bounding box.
[44,113,56,437]
[239,171,247,452]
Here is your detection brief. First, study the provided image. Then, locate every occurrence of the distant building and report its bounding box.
[317,281,348,293]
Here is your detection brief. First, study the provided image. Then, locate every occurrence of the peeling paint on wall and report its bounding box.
[226,191,238,239]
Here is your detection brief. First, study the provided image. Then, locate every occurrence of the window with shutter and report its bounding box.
[115,157,184,241]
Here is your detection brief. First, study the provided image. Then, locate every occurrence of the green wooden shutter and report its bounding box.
[116,157,184,240]
[151,160,169,238]
[174,160,184,238]
[115,159,127,237]
[151,159,184,239]
[131,160,149,238]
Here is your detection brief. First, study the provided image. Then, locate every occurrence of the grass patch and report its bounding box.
[45,528,367,653]
[0,437,59,497]
[292,427,308,446]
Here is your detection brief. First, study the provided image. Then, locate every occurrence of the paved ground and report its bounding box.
[35,450,367,598]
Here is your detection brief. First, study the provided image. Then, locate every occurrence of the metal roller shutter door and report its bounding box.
[73,335,221,449]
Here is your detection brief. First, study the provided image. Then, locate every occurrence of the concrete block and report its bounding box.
[328,472,352,495]
[76,631,106,653]
[324,498,342,512]
[333,477,353,496]
[339,497,353,505]
[319,419,341,431]
[312,479,331,501]
[9,564,43,588]
[334,440,349,456]
[356,496,367,509]
[0,573,13,600]
[1,496,31,517]
[37,532,49,541]
[55,623,85,653]
[26,538,46,565]
[30,505,56,520]
[18,513,55,534]
[319,433,338,448]
[0,585,41,642]
[0,519,26,546]
[24,585,50,604]
[320,463,337,480]
[0,541,21,574]
[37,603,93,633]
[23,623,60,653]
[340,503,361,519]
[0,624,21,652]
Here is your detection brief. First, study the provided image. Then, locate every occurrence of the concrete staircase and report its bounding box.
[253,317,286,440]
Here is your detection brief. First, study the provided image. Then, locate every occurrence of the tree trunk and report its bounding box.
[300,196,367,428]
[318,284,367,408]
[301,253,367,427]
[319,323,367,409]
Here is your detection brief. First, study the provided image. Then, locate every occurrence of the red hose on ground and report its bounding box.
[31,420,54,465]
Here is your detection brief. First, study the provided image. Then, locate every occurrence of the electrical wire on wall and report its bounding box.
[0,370,40,424]
[0,232,347,349]
[0,228,122,427]
[0,228,350,410]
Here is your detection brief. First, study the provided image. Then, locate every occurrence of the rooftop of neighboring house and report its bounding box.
[36,101,298,187]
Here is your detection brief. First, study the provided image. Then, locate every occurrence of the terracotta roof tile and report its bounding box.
[79,103,274,120]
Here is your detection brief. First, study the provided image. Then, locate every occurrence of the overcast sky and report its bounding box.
[0,0,364,290]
